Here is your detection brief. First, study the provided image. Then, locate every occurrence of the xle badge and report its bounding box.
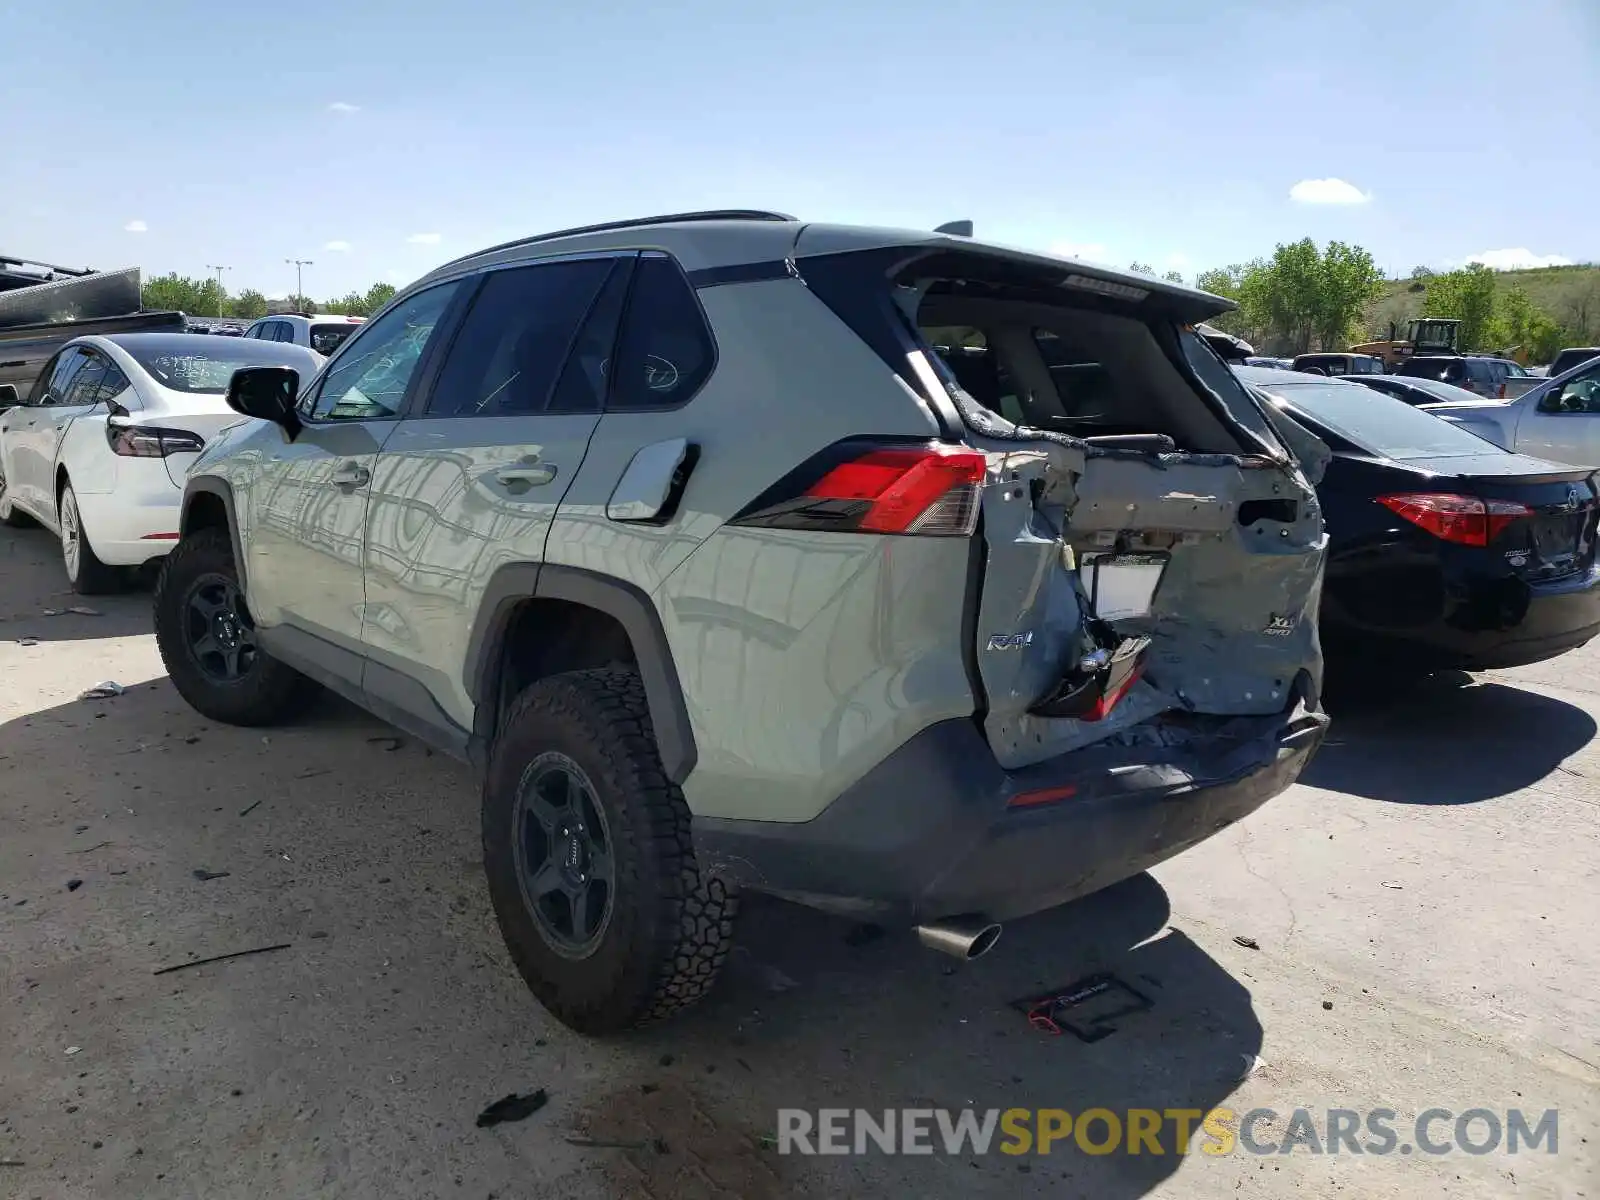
[986,632,1034,651]
[1262,615,1296,637]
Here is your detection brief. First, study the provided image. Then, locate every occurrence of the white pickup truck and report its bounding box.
[1423,353,1600,468]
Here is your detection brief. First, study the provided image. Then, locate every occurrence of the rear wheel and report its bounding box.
[483,668,737,1033]
[154,527,315,725]
[59,482,122,594]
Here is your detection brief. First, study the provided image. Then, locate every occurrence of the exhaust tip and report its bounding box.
[915,917,1002,960]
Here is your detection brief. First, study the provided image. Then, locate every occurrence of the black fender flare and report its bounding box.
[465,564,698,784]
[180,477,249,594]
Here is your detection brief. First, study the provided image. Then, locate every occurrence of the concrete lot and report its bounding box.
[2,521,1597,1200]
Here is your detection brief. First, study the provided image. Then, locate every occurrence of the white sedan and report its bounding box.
[0,333,323,593]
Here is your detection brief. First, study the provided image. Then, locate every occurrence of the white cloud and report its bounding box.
[1165,252,1192,271]
[1462,248,1575,271]
[1050,240,1111,264]
[406,232,441,245]
[1289,178,1371,205]
[123,219,148,233]
[327,101,360,114]
[324,239,352,252]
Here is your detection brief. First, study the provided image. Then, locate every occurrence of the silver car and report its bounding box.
[153,211,1330,1032]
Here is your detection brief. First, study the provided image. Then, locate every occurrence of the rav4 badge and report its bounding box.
[987,632,1034,651]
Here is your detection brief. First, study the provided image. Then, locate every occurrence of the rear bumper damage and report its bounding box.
[692,683,1328,923]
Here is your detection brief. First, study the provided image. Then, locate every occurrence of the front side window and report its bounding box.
[305,283,460,421]
[425,259,615,417]
[1539,364,1600,415]
[608,256,716,409]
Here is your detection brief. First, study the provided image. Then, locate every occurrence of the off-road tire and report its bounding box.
[59,482,122,594]
[153,527,315,725]
[483,668,738,1033]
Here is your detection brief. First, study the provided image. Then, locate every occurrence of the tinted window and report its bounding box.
[1400,358,1465,383]
[426,259,613,417]
[123,338,306,394]
[95,362,132,405]
[63,352,110,405]
[1266,381,1498,459]
[309,322,358,355]
[1550,350,1600,377]
[306,283,459,421]
[550,259,632,413]
[608,256,715,409]
[38,348,89,404]
[275,322,294,343]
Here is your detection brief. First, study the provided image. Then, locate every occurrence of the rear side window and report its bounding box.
[608,256,715,409]
[310,323,359,355]
[425,259,613,417]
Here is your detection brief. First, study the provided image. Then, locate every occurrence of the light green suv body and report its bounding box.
[156,210,1330,1032]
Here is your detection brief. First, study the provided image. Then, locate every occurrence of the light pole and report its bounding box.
[286,259,313,311]
[205,264,231,316]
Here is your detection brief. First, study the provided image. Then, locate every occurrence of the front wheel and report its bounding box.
[483,668,738,1033]
[59,482,122,594]
[153,527,315,725]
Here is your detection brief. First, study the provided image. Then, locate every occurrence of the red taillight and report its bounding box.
[1377,493,1531,546]
[733,441,987,536]
[106,423,206,458]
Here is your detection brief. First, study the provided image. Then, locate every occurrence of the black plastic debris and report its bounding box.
[1013,972,1153,1042]
[153,943,291,976]
[476,1090,548,1128]
[1233,935,1260,950]
[66,879,83,892]
[192,869,230,882]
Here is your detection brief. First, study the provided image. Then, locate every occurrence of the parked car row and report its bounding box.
[0,334,323,590]
[0,212,1595,1040]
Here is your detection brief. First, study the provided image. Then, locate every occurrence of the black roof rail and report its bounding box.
[433,209,797,273]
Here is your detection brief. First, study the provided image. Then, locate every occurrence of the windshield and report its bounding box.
[311,323,359,355]
[1263,380,1499,459]
[123,341,300,393]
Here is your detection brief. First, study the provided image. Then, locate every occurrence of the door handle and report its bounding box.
[331,462,371,490]
[495,463,558,491]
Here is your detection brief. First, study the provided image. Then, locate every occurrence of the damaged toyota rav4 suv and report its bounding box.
[154,211,1329,1033]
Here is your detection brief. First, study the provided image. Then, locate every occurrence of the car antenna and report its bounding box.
[934,220,973,237]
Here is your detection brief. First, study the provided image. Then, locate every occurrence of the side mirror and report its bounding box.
[0,383,17,412]
[226,366,302,438]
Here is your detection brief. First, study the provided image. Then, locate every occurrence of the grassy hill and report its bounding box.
[1363,262,1600,348]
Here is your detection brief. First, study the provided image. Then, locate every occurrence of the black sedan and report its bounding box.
[1335,372,1483,407]
[1238,368,1600,674]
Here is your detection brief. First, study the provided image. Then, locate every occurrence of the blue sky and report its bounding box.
[2,0,1596,300]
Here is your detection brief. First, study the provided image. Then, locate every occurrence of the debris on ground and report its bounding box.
[1238,1053,1268,1081]
[15,636,37,646]
[0,1158,25,1166]
[758,964,800,993]
[65,1046,82,1056]
[238,800,263,817]
[152,942,292,976]
[367,736,405,752]
[66,606,101,616]
[475,1090,548,1128]
[66,879,83,891]
[77,681,124,700]
[294,768,330,780]
[1014,973,1154,1042]
[1322,1000,1335,1010]
[76,842,111,853]
[1233,935,1261,950]
[564,1135,655,1151]
[192,869,230,882]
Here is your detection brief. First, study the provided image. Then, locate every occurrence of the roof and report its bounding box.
[414,210,1234,316]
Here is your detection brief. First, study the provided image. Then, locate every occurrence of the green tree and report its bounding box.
[228,289,268,320]
[1314,242,1387,350]
[1162,270,1185,285]
[324,291,367,316]
[1129,261,1155,276]
[1487,284,1564,362]
[1424,264,1498,350]
[141,272,220,315]
[363,282,397,313]
[1194,265,1252,337]
[1410,265,1434,280]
